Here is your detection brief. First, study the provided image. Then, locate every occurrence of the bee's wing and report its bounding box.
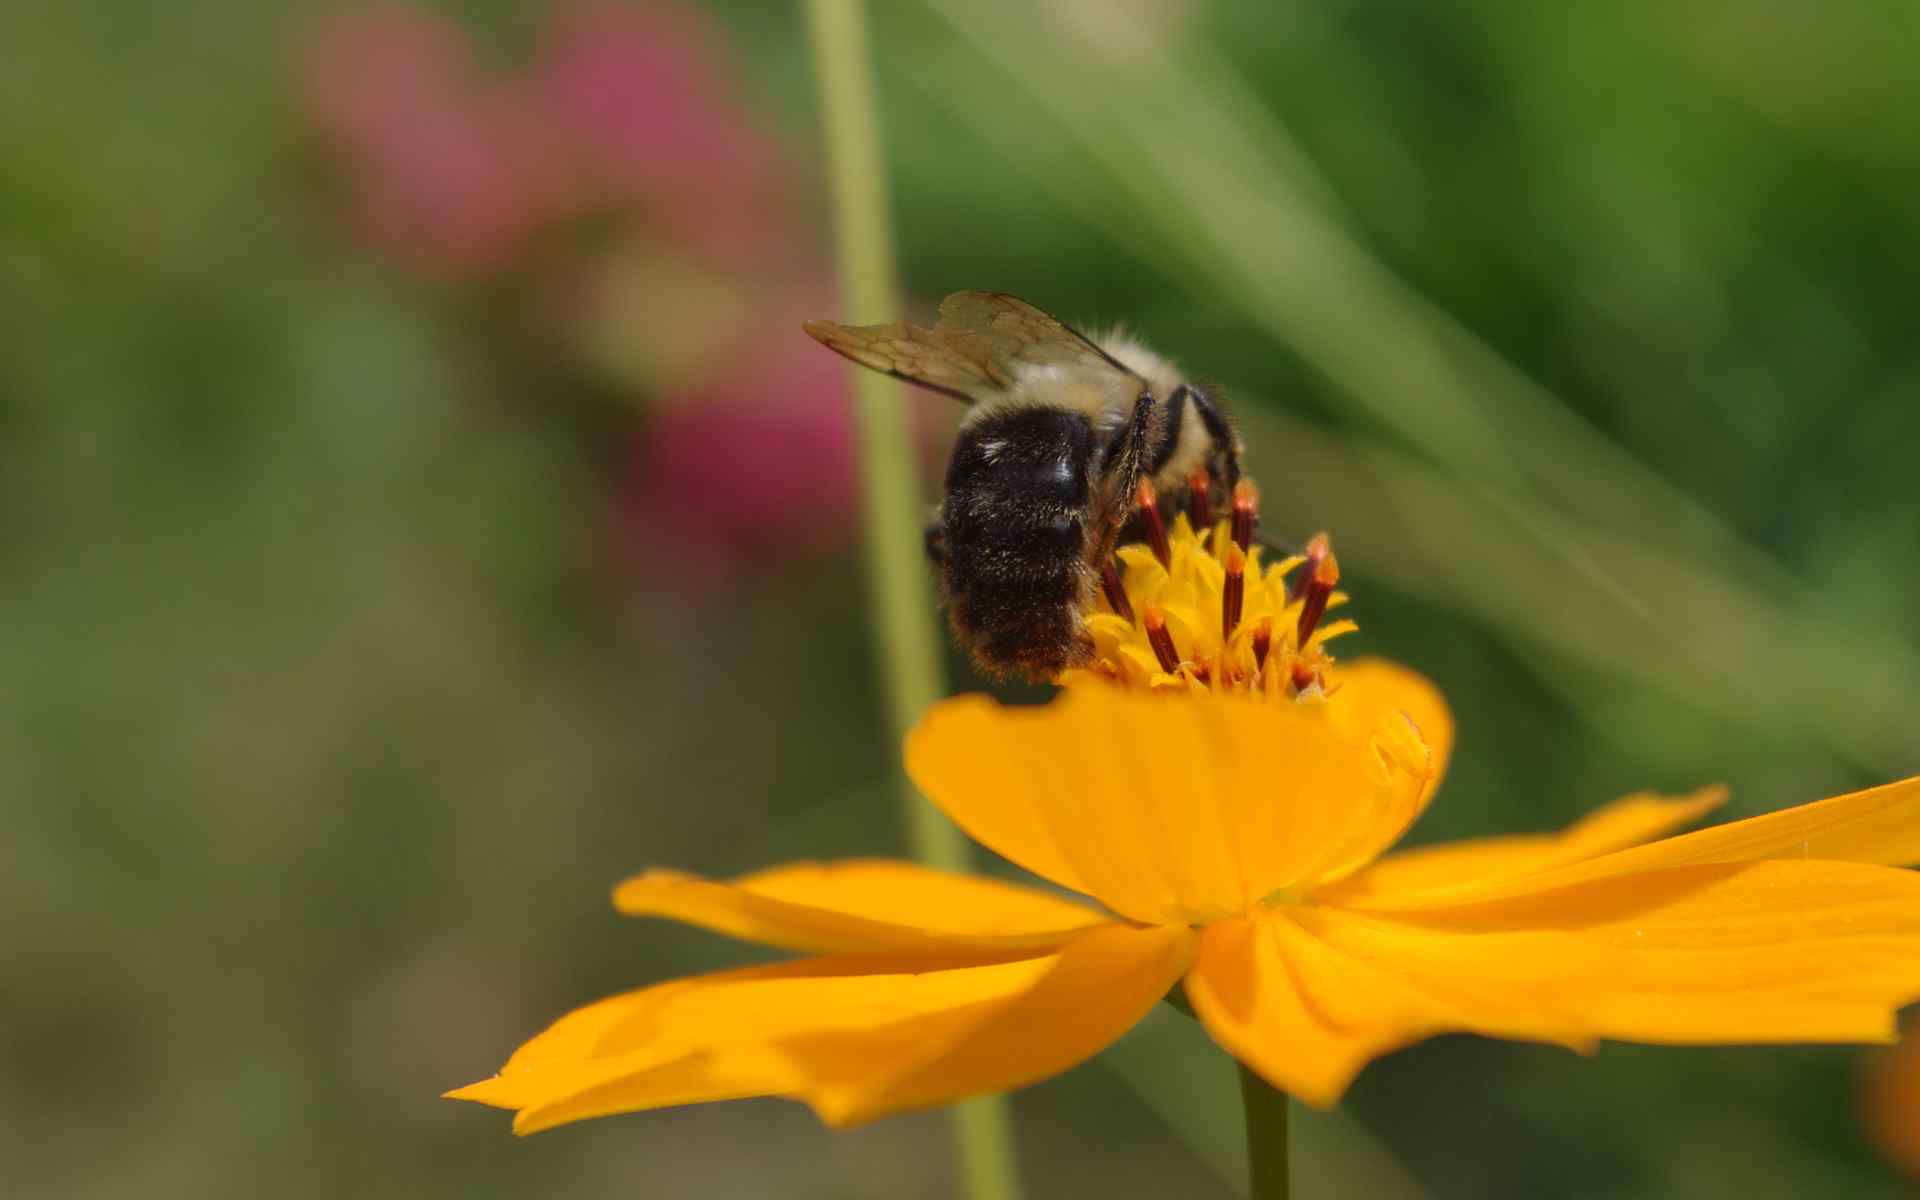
[801,316,1002,404]
[932,291,1146,386]
[803,291,1145,405]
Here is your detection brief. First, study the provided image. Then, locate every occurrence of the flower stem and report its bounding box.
[801,0,953,867]
[1238,1062,1291,1200]
[802,3,1022,1199]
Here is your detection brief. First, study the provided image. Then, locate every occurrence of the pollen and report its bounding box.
[1070,487,1354,701]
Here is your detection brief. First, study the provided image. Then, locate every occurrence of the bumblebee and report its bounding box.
[805,290,1245,682]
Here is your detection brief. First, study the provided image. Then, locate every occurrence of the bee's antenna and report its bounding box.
[1255,531,1304,558]
[1226,482,1304,560]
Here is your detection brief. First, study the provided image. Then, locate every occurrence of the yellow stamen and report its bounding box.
[1077,485,1351,701]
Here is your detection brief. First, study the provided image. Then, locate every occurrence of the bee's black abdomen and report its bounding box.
[939,406,1099,679]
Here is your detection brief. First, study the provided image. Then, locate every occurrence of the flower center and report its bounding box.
[1067,475,1352,700]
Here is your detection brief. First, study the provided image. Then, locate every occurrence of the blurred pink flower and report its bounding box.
[619,298,859,571]
[299,5,549,278]
[299,1,784,279]
[300,3,878,579]
[534,1,780,264]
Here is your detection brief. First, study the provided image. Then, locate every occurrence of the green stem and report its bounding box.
[802,3,1022,1199]
[1238,1062,1291,1200]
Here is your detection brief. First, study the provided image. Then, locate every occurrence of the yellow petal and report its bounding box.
[1182,914,1388,1109]
[1323,787,1726,909]
[1314,860,1920,1043]
[612,859,1106,953]
[905,688,1403,923]
[1330,658,1455,788]
[1380,775,1920,909]
[1183,910,1588,1109]
[800,922,1193,1126]
[450,1044,793,1132]
[466,951,1002,1064]
[1592,774,1920,869]
[1191,859,1920,1106]
[1311,659,1457,882]
[445,953,970,1130]
[448,925,1189,1133]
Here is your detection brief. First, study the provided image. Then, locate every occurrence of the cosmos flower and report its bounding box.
[449,513,1920,1132]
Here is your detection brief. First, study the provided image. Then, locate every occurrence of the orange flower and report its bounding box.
[449,523,1920,1133]
[1863,1017,1920,1179]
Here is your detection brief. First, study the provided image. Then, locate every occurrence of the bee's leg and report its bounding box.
[1148,386,1187,475]
[1094,389,1157,496]
[924,503,950,567]
[1181,384,1241,487]
[1089,390,1158,554]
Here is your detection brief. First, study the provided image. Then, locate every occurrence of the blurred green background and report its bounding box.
[5,1,1918,1196]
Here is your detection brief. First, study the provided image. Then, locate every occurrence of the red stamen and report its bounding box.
[1101,559,1135,624]
[1231,479,1258,552]
[1142,604,1181,674]
[1289,532,1327,601]
[1187,469,1214,530]
[1221,542,1245,641]
[1294,533,1339,647]
[1250,618,1273,671]
[1290,661,1318,693]
[1136,479,1171,567]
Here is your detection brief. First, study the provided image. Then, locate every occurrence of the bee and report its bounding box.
[804,290,1244,682]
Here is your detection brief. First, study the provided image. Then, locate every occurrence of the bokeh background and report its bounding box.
[6,1,1919,1196]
